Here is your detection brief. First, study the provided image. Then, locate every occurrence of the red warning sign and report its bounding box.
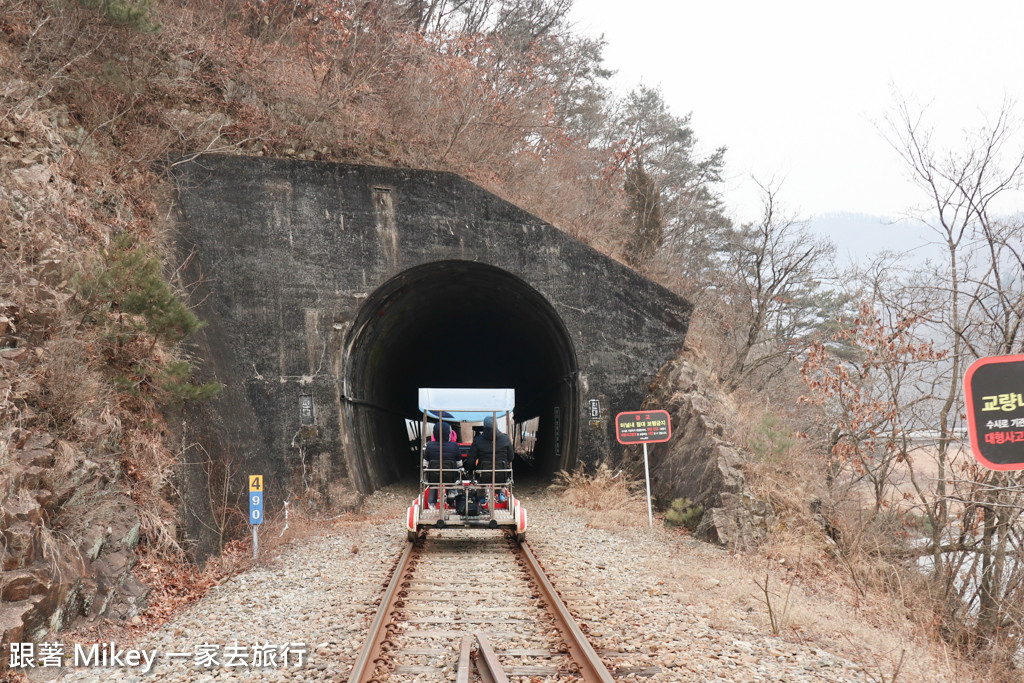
[964,354,1024,471]
[615,410,672,445]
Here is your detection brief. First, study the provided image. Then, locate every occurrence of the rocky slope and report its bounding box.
[1,40,160,655]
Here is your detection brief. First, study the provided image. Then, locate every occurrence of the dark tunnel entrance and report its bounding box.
[341,261,579,492]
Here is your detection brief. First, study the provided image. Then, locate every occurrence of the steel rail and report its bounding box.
[350,535,614,682]
[455,635,473,683]
[347,540,416,683]
[518,540,616,683]
[475,633,509,683]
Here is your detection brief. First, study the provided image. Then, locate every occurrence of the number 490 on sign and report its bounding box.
[249,491,264,525]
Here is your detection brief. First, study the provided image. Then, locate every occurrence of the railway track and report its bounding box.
[348,530,616,682]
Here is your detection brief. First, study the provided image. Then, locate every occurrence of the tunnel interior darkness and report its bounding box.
[343,261,578,488]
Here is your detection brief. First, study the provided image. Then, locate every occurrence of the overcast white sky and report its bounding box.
[570,0,1024,226]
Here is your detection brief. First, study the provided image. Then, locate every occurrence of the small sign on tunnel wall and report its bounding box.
[965,354,1024,470]
[299,394,314,425]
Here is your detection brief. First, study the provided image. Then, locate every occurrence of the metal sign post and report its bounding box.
[642,443,653,528]
[249,475,264,558]
[614,410,672,529]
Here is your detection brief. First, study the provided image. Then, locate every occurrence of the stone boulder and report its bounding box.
[0,430,152,665]
[636,357,776,549]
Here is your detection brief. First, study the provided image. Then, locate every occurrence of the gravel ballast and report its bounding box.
[47,485,921,682]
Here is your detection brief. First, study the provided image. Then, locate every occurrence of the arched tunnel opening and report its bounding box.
[342,260,579,491]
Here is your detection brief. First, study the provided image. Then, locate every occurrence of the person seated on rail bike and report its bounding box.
[424,421,463,507]
[467,416,513,484]
[428,422,458,442]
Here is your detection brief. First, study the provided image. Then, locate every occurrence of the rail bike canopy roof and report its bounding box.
[418,388,515,414]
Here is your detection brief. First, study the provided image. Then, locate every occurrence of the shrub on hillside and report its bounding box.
[78,0,159,32]
[75,232,219,403]
[550,463,648,528]
[664,497,703,531]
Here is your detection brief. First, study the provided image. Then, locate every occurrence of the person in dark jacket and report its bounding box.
[424,421,462,464]
[468,416,514,476]
[424,421,462,505]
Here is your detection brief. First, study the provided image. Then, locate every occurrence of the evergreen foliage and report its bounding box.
[79,232,203,344]
[748,415,796,462]
[157,361,221,403]
[623,158,663,267]
[610,86,730,274]
[78,0,159,32]
[664,497,703,530]
[76,232,219,403]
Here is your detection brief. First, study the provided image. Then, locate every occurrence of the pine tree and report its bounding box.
[76,233,219,402]
[80,232,204,345]
[623,158,663,268]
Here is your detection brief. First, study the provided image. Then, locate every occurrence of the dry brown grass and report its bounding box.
[706,390,1024,682]
[549,463,649,529]
[730,399,825,537]
[34,336,113,440]
[0,668,29,682]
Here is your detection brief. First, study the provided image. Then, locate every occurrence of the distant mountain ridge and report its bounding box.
[807,211,936,265]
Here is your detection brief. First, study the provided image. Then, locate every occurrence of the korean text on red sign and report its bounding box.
[964,354,1024,471]
[615,410,672,445]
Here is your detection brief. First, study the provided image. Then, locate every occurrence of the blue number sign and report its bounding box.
[249,491,264,525]
[249,475,264,525]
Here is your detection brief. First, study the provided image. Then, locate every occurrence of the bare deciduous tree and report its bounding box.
[882,96,1024,659]
[802,96,1024,665]
[719,181,835,392]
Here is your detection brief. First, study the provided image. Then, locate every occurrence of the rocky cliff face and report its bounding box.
[0,53,157,661]
[0,428,149,657]
[641,357,775,549]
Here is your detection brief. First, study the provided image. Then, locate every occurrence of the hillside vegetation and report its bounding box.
[0,0,732,654]
[1,0,1023,680]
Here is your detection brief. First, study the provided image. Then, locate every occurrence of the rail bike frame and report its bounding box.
[407,388,527,542]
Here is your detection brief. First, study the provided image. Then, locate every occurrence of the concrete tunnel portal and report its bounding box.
[172,156,693,514]
[343,260,579,488]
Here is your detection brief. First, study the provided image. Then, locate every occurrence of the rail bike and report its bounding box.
[406,388,527,542]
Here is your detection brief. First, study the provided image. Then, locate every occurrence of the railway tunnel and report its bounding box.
[343,260,578,487]
[170,155,692,535]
